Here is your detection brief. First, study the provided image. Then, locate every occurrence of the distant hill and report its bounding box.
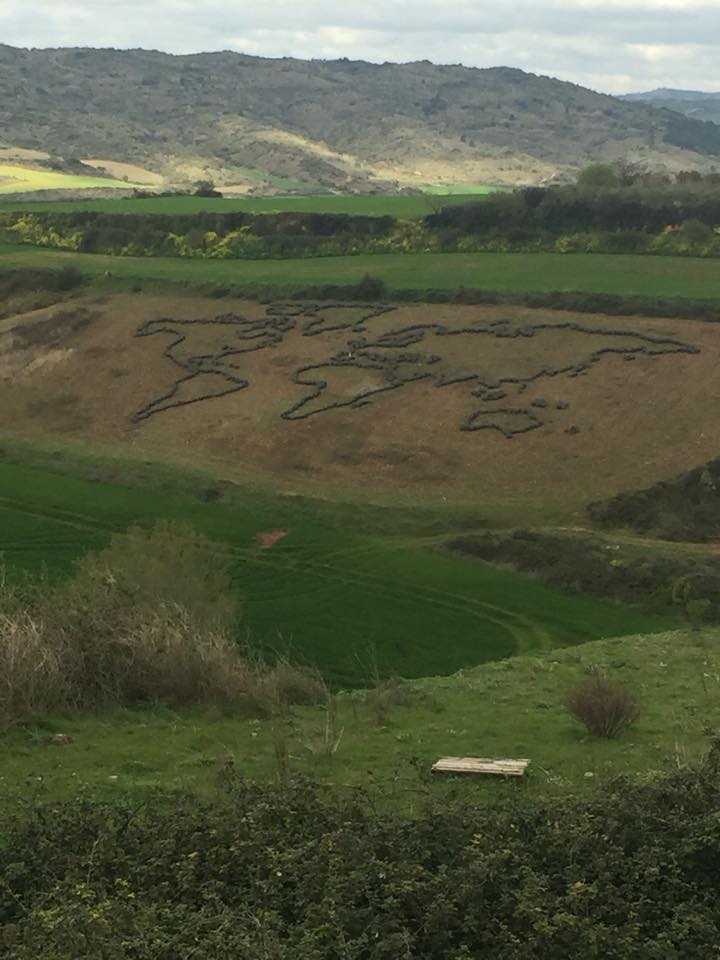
[622,89,720,126]
[1,45,720,194]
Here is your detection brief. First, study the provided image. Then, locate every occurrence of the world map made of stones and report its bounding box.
[131,303,698,438]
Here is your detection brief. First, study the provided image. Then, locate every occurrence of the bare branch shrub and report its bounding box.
[263,658,328,707]
[366,677,416,726]
[0,612,67,728]
[566,671,639,738]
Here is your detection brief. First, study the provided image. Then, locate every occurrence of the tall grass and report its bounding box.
[0,521,326,728]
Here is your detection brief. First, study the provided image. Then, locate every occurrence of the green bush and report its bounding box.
[67,519,239,631]
[445,529,720,618]
[588,457,720,542]
[2,748,720,957]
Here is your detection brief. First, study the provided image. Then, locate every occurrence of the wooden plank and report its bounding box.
[432,757,530,777]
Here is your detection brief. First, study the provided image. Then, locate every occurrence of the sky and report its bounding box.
[1,0,719,95]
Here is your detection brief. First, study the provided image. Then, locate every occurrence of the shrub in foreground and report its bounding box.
[2,747,720,958]
[566,671,639,738]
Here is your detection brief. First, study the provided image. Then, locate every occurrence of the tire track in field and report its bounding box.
[189,533,553,652]
[0,496,553,655]
[234,543,553,654]
[0,496,124,534]
[243,535,555,646]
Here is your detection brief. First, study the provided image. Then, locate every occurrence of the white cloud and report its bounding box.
[1,0,719,93]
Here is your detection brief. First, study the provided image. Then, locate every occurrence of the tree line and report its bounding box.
[3,170,720,259]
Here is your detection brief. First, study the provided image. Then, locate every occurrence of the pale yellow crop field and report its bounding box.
[0,163,144,194]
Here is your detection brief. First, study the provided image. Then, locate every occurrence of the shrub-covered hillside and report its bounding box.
[589,457,720,541]
[2,45,720,190]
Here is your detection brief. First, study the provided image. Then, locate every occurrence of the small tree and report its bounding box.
[66,520,239,631]
[678,218,714,248]
[576,163,621,190]
[672,575,712,630]
[193,179,222,198]
[566,670,639,738]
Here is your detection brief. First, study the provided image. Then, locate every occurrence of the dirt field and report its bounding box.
[1,294,718,510]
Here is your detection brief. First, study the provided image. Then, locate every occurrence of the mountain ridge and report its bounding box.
[1,45,719,192]
[621,88,720,126]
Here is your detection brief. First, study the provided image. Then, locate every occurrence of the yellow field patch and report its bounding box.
[0,163,145,195]
[80,159,164,186]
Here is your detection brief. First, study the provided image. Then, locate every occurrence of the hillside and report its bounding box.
[0,623,716,800]
[623,89,720,126]
[2,623,718,956]
[1,46,720,192]
[1,290,719,510]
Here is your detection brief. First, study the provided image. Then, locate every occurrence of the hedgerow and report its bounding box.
[446,529,720,620]
[2,747,720,958]
[5,180,720,260]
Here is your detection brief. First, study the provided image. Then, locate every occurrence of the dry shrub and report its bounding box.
[566,671,639,738]
[366,677,416,726]
[0,612,67,728]
[0,601,324,726]
[81,604,253,706]
[263,658,327,707]
[0,522,326,726]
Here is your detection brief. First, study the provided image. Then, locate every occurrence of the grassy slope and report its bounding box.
[0,164,143,194]
[0,193,492,216]
[0,451,666,687]
[2,628,717,810]
[2,243,720,300]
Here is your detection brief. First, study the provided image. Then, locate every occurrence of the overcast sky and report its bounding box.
[1,0,719,94]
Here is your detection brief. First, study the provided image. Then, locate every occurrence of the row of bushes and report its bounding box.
[2,746,720,958]
[0,265,83,298]
[446,529,720,621]
[428,184,720,235]
[4,265,719,326]
[6,216,720,260]
[0,265,83,320]
[5,180,720,259]
[239,277,720,324]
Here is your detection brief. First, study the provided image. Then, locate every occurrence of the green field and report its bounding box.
[3,242,719,300]
[1,627,715,808]
[420,183,502,195]
[0,193,490,217]
[0,452,666,688]
[0,163,144,195]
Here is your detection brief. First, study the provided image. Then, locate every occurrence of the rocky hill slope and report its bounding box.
[1,45,719,191]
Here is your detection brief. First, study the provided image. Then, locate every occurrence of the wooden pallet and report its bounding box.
[431,757,530,777]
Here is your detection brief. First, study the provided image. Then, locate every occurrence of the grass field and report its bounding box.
[0,193,490,216]
[2,242,720,300]
[420,183,502,195]
[0,164,143,195]
[1,627,715,809]
[0,454,666,688]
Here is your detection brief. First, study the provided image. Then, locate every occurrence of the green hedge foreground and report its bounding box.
[3,747,720,959]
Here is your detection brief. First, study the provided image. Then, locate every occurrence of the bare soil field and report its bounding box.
[1,294,718,509]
